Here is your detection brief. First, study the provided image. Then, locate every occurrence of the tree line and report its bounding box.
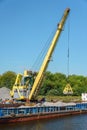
[0,71,87,96]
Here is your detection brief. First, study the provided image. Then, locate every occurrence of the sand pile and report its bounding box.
[34,101,76,107]
[0,87,11,100]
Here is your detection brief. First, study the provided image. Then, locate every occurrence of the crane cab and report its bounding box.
[10,70,36,100]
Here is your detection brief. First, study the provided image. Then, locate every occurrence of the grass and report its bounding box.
[37,95,82,103]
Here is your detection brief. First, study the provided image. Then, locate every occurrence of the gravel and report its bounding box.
[34,101,76,107]
[0,87,76,107]
[0,87,11,100]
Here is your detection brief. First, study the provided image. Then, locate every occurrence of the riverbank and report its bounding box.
[0,87,82,104]
[37,96,81,103]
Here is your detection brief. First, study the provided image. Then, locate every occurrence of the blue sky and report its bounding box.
[0,0,87,76]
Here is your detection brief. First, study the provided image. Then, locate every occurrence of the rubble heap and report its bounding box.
[0,87,11,100]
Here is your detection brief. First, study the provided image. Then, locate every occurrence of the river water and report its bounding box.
[0,114,87,130]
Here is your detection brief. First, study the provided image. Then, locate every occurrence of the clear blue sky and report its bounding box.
[0,0,87,76]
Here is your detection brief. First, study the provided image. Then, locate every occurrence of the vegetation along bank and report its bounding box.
[0,71,87,97]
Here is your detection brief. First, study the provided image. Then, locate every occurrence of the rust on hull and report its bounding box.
[0,110,87,124]
[0,103,24,108]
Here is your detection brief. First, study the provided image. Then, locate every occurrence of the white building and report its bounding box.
[81,93,87,101]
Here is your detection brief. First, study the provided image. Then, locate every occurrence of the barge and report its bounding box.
[0,102,87,123]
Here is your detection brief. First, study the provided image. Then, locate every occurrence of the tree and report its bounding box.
[1,70,87,96]
[40,72,67,96]
[68,75,87,96]
[39,72,87,96]
[0,71,16,89]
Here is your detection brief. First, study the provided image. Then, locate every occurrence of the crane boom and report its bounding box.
[29,8,70,100]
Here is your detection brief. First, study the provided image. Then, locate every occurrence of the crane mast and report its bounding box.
[29,8,70,100]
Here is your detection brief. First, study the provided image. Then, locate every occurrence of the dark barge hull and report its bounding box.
[0,110,87,124]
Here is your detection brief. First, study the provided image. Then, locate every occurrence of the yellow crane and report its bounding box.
[10,70,37,100]
[29,8,70,100]
[10,8,70,101]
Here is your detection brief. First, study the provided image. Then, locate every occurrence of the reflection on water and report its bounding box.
[0,114,87,130]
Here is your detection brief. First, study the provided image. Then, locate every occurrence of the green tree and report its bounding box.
[40,72,67,96]
[39,72,87,96]
[68,75,87,96]
[0,71,16,89]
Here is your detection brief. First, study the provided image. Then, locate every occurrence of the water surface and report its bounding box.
[0,114,87,130]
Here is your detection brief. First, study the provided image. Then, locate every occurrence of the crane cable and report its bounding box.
[63,14,73,95]
[67,15,70,81]
[31,27,56,72]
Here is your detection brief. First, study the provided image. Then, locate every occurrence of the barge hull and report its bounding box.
[0,110,87,124]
